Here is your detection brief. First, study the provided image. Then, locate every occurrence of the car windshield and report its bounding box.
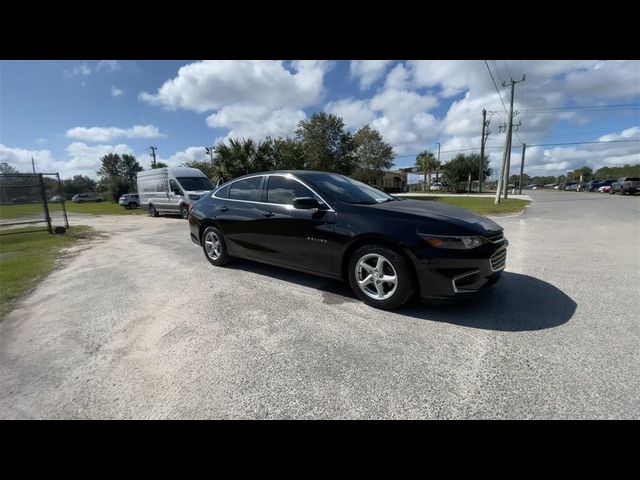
[307,173,396,205]
[177,177,214,191]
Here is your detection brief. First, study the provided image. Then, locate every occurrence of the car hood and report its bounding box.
[369,199,503,233]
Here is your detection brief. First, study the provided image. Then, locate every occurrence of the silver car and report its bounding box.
[119,193,140,209]
[72,193,104,203]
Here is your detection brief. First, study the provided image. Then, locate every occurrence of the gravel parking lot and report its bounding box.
[1,191,638,419]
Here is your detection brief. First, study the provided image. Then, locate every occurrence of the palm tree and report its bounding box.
[416,151,440,192]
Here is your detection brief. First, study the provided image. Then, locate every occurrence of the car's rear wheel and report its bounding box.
[149,204,159,217]
[202,226,229,266]
[348,245,414,310]
[180,204,189,219]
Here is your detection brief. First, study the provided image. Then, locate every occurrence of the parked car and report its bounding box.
[586,180,603,192]
[10,196,39,204]
[593,179,615,192]
[188,171,508,310]
[565,183,580,191]
[119,193,140,209]
[429,182,450,191]
[49,195,63,202]
[563,182,577,190]
[600,185,613,193]
[72,193,104,203]
[611,177,640,195]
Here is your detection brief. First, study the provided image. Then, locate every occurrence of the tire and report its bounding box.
[180,204,189,219]
[202,226,229,266]
[348,245,415,310]
[128,202,136,209]
[149,204,159,217]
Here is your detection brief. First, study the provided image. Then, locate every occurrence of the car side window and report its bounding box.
[267,176,315,205]
[214,184,230,199]
[228,177,263,202]
[170,180,182,195]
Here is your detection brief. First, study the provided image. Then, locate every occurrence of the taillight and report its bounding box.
[188,204,194,215]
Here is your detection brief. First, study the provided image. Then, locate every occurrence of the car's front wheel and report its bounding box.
[180,204,189,219]
[202,226,229,266]
[348,245,415,310]
[149,204,159,217]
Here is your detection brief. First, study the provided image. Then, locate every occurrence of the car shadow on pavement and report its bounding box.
[397,272,576,331]
[225,261,576,332]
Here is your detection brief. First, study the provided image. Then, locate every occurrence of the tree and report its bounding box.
[572,166,593,182]
[96,153,143,201]
[182,160,217,180]
[295,113,356,175]
[96,153,123,180]
[0,162,18,174]
[152,161,168,169]
[352,125,394,184]
[120,154,143,190]
[442,153,492,189]
[415,151,440,192]
[260,137,307,171]
[61,175,97,195]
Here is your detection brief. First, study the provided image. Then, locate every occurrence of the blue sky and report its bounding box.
[1,60,638,179]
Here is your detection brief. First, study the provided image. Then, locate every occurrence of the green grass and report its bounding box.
[401,196,530,215]
[63,201,144,215]
[0,201,144,219]
[0,226,93,319]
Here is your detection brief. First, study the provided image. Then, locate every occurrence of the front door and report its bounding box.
[253,175,336,275]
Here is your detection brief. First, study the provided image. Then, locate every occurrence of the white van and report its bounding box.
[137,167,214,219]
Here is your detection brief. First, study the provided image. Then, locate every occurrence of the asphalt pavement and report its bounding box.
[1,191,638,419]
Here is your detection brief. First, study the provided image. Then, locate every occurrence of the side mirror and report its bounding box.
[293,197,322,209]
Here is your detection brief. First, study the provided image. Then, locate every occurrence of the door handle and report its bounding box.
[219,206,229,212]
[261,211,274,217]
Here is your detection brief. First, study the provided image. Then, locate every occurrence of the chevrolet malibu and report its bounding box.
[188,171,508,309]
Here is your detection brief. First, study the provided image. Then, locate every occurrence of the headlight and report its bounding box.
[420,235,484,250]
[188,194,201,200]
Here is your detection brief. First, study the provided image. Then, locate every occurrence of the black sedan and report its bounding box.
[188,171,508,309]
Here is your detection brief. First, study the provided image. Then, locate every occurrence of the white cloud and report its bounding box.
[0,144,56,173]
[139,60,329,113]
[168,146,208,166]
[66,125,165,142]
[35,138,48,144]
[97,60,120,72]
[69,63,91,76]
[64,142,134,178]
[325,98,376,129]
[384,63,410,90]
[207,106,306,144]
[111,85,123,97]
[350,60,393,90]
[0,142,134,179]
[598,126,640,142]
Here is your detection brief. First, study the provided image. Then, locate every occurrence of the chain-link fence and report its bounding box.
[0,173,69,235]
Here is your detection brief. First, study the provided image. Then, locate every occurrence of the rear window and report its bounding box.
[228,177,263,202]
[625,177,640,181]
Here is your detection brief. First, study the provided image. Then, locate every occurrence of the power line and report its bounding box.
[503,60,514,80]
[527,139,640,148]
[484,60,509,114]
[394,138,639,160]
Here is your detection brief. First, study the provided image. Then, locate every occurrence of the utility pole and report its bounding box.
[494,75,525,205]
[479,110,491,193]
[149,146,158,169]
[205,146,215,164]
[518,143,526,195]
[31,157,36,174]
[503,119,521,199]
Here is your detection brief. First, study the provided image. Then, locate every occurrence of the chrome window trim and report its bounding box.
[211,173,335,212]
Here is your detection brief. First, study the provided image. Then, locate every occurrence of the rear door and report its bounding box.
[216,176,269,260]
